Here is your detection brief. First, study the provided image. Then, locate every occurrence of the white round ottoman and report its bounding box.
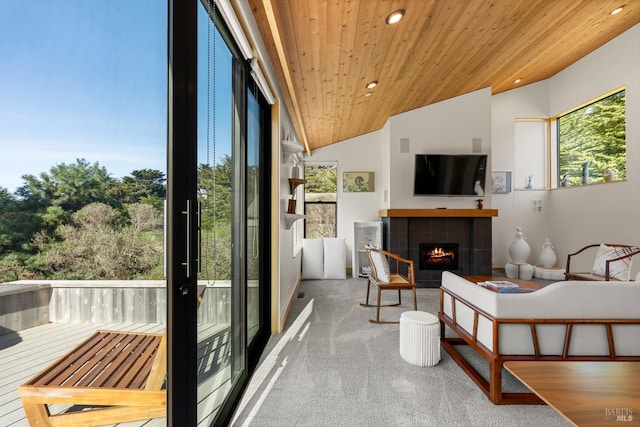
[399,311,441,367]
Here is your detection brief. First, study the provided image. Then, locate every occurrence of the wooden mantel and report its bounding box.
[379,209,498,218]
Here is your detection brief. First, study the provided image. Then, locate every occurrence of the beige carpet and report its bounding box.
[232,278,570,426]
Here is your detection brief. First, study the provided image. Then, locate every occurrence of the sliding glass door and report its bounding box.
[168,1,270,425]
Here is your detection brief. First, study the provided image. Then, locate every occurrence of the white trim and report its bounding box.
[215,0,253,60]
[250,58,275,104]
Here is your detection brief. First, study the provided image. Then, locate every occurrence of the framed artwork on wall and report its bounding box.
[491,171,511,194]
[343,172,375,192]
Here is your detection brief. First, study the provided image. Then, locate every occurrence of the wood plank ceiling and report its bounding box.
[247,0,640,153]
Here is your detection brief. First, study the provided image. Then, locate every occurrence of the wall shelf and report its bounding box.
[284,213,305,229]
[288,178,307,195]
[285,178,306,227]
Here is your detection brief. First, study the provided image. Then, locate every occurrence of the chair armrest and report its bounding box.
[566,244,601,273]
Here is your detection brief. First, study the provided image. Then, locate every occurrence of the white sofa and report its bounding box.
[438,271,640,404]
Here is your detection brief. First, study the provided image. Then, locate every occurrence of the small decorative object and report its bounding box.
[491,171,511,194]
[475,199,483,209]
[526,174,533,189]
[508,227,530,264]
[474,180,484,196]
[287,199,297,214]
[504,262,534,280]
[603,168,616,182]
[581,160,591,184]
[343,172,375,192]
[561,174,569,187]
[538,238,557,268]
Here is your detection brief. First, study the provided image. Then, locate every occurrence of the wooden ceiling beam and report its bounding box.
[261,0,311,155]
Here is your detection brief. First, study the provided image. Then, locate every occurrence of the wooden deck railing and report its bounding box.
[0,280,234,336]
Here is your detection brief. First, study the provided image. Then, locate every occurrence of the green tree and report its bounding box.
[197,155,233,280]
[559,91,626,185]
[0,187,41,255]
[16,159,118,212]
[115,169,166,210]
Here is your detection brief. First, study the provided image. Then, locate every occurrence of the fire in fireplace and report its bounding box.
[419,243,459,270]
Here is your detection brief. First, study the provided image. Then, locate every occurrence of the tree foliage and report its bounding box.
[17,159,117,212]
[559,91,626,186]
[0,158,237,283]
[31,203,163,280]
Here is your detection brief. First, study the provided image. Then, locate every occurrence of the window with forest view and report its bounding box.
[304,164,337,238]
[557,89,626,187]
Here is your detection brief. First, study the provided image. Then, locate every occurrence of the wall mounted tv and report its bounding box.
[413,154,487,196]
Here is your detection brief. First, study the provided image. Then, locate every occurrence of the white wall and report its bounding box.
[548,24,640,278]
[308,131,384,267]
[388,88,493,209]
[492,24,640,277]
[278,106,303,324]
[309,88,493,266]
[491,81,552,266]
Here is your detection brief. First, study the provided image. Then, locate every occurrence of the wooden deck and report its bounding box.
[0,321,230,426]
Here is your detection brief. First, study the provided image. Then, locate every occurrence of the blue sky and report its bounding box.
[0,1,167,193]
[0,1,233,194]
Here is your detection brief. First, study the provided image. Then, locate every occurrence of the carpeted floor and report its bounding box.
[231,278,570,426]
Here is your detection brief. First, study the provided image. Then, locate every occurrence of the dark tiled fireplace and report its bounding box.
[380,209,496,288]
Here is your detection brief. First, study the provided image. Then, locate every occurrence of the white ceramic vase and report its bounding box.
[538,238,557,267]
[508,227,530,263]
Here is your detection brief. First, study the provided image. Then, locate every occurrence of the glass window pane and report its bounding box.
[305,203,336,238]
[558,90,626,186]
[196,4,234,424]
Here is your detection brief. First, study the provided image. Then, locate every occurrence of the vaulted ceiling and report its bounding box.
[247,1,640,153]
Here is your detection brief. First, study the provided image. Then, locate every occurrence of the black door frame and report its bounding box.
[167,1,272,424]
[167,0,198,424]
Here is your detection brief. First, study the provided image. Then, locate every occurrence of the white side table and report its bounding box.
[399,311,440,367]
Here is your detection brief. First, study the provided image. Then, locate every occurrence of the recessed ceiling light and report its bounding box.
[385,9,405,25]
[364,92,373,97]
[610,6,624,15]
[366,81,378,89]
[514,78,522,84]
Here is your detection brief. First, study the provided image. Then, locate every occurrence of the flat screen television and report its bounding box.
[413,154,487,196]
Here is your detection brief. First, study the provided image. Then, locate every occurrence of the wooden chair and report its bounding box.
[565,243,640,281]
[19,330,166,426]
[360,247,417,324]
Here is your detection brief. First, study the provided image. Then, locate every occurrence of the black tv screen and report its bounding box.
[413,154,487,196]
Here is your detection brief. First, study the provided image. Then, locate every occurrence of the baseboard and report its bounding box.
[279,274,302,333]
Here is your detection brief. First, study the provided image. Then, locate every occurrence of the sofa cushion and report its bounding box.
[591,244,635,280]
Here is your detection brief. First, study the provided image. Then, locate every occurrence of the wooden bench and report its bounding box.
[19,330,166,426]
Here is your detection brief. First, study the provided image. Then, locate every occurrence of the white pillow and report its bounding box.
[591,244,635,281]
[302,238,324,279]
[323,238,346,279]
[369,250,390,282]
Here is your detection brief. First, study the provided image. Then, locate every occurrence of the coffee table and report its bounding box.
[505,361,640,427]
[463,275,543,292]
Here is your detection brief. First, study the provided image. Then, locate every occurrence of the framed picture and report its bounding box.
[343,172,375,192]
[491,171,511,194]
